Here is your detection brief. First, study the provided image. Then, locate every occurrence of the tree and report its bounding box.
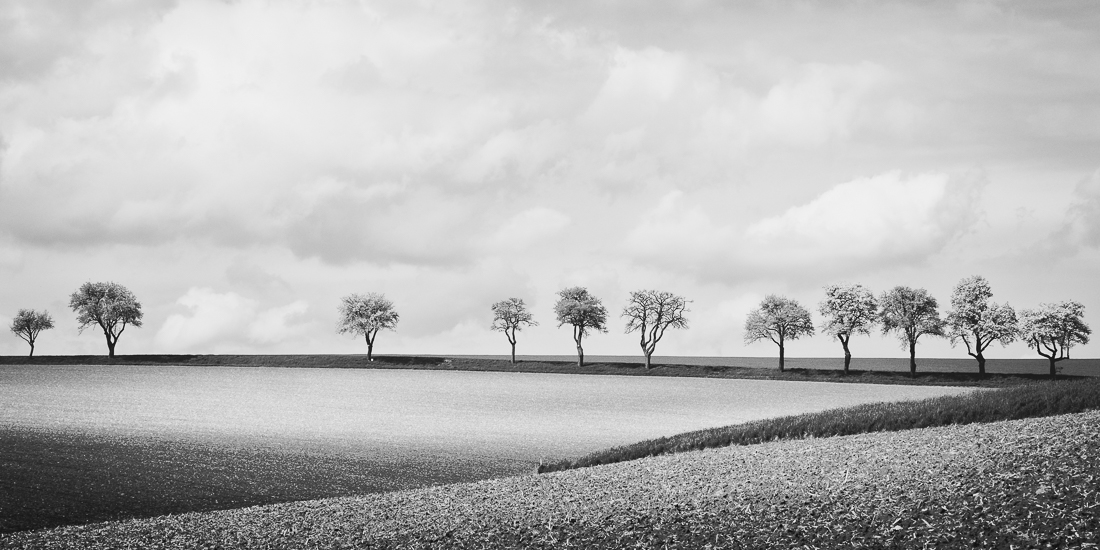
[491,298,537,364]
[818,284,877,373]
[69,282,144,357]
[553,287,608,367]
[622,290,689,369]
[10,309,54,357]
[879,286,944,376]
[1019,301,1091,379]
[945,275,1018,375]
[337,293,399,361]
[744,295,815,372]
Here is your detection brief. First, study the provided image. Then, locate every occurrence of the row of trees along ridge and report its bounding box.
[745,276,1090,378]
[8,277,1090,378]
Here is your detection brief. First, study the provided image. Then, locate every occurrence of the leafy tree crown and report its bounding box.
[554,287,608,337]
[69,281,143,334]
[945,275,1017,352]
[818,284,877,338]
[337,293,399,337]
[744,295,815,345]
[879,286,944,346]
[1019,301,1090,357]
[10,309,55,339]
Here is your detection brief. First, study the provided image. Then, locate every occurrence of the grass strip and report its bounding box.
[539,377,1100,473]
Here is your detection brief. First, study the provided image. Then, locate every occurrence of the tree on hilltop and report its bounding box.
[879,286,944,377]
[745,295,815,372]
[491,298,537,364]
[10,309,54,357]
[553,287,608,367]
[818,284,877,373]
[622,290,689,369]
[70,282,143,357]
[1019,301,1090,379]
[338,293,399,361]
[945,275,1017,375]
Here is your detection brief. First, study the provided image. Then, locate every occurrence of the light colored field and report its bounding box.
[0,364,977,461]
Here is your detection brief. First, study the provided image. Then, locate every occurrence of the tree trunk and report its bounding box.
[908,340,917,377]
[29,341,34,357]
[510,341,516,364]
[1049,357,1058,379]
[976,353,986,375]
[574,329,585,367]
[840,336,851,373]
[778,342,785,372]
[367,341,373,362]
[644,353,652,369]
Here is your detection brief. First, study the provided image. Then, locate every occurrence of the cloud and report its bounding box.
[155,288,310,352]
[744,171,983,268]
[488,207,571,249]
[1062,169,1100,248]
[627,171,984,282]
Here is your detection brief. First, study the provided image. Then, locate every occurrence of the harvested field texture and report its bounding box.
[0,365,972,533]
[542,377,1100,472]
[3,410,1098,549]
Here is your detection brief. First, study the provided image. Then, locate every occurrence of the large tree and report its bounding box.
[69,282,144,357]
[491,298,537,364]
[337,293,399,361]
[744,295,815,372]
[622,290,689,369]
[945,275,1018,375]
[818,284,877,373]
[553,287,608,367]
[10,309,54,357]
[879,286,944,377]
[1019,301,1091,379]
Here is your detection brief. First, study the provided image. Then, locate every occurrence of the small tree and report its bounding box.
[879,286,944,377]
[70,282,143,357]
[622,290,689,369]
[744,295,815,372]
[945,275,1018,375]
[337,293,399,361]
[818,284,877,373]
[10,309,55,357]
[553,287,608,367]
[1019,301,1091,379]
[491,298,537,364]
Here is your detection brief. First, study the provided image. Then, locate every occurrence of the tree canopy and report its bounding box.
[553,287,608,366]
[1019,301,1091,378]
[491,297,537,364]
[744,295,815,371]
[879,286,944,376]
[945,275,1017,374]
[622,290,689,369]
[69,281,143,357]
[10,309,54,357]
[337,293,399,361]
[818,284,877,372]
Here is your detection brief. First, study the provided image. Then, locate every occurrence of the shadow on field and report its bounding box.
[0,428,531,534]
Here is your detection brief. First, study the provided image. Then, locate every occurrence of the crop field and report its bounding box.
[0,362,976,533]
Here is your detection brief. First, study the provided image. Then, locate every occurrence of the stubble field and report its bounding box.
[0,361,978,533]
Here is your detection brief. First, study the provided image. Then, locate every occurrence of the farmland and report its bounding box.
[4,409,1097,548]
[0,360,979,533]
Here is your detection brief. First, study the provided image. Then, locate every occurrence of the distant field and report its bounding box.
[451,354,1100,376]
[0,364,976,533]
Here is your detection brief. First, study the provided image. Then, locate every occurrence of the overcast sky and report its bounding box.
[2,0,1098,361]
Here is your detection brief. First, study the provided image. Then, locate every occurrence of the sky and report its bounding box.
[1,0,1099,361]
